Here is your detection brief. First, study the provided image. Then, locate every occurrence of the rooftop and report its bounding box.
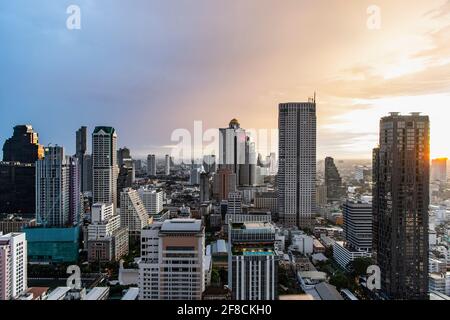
[160,219,203,233]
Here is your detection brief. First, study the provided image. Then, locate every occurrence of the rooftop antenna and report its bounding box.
[314,91,316,103]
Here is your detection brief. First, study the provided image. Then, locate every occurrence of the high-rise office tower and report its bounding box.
[82,154,93,192]
[117,147,133,168]
[373,112,430,300]
[117,148,135,207]
[2,125,44,163]
[0,232,27,300]
[76,126,87,158]
[76,126,87,192]
[120,188,149,237]
[212,167,237,202]
[147,154,156,176]
[92,127,118,209]
[189,166,202,185]
[278,101,317,229]
[164,155,170,176]
[219,119,256,186]
[36,146,69,227]
[228,221,278,300]
[0,162,35,216]
[68,156,82,225]
[325,157,344,202]
[1,125,44,216]
[199,172,211,203]
[342,198,372,251]
[203,155,216,174]
[431,158,448,182]
[139,219,205,300]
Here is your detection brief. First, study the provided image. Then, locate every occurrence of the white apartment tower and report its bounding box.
[36,146,80,227]
[120,188,149,236]
[0,233,27,300]
[139,219,205,300]
[278,101,317,229]
[92,127,118,209]
[138,187,164,216]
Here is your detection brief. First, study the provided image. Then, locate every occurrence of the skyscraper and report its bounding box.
[147,154,156,176]
[92,127,118,209]
[199,172,211,203]
[228,221,278,300]
[164,154,170,176]
[2,125,44,163]
[219,119,256,186]
[36,146,80,227]
[373,112,430,300]
[278,101,317,229]
[117,148,134,207]
[325,157,344,202]
[76,126,87,192]
[1,125,44,216]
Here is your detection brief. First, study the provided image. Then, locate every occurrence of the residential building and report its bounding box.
[228,221,278,300]
[0,233,27,300]
[120,188,149,236]
[373,112,430,300]
[138,187,164,215]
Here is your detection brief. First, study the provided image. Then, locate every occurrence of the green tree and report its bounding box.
[348,257,373,277]
[329,272,350,291]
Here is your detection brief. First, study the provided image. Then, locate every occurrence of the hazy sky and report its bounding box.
[1,0,450,160]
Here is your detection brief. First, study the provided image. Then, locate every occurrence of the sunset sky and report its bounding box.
[1,0,450,160]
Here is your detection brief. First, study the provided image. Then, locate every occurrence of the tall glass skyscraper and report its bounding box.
[92,127,118,209]
[372,112,430,300]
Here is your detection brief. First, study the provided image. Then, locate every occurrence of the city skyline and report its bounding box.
[1,1,450,159]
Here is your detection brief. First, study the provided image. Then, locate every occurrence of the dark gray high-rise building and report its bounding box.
[199,172,211,203]
[76,126,88,192]
[3,125,44,163]
[0,125,44,216]
[147,154,156,176]
[325,157,344,202]
[278,101,316,229]
[372,112,430,300]
[76,127,87,157]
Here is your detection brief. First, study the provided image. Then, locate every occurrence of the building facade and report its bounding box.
[139,219,205,300]
[228,222,278,300]
[278,102,316,229]
[92,127,118,209]
[0,233,27,300]
[372,112,430,300]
